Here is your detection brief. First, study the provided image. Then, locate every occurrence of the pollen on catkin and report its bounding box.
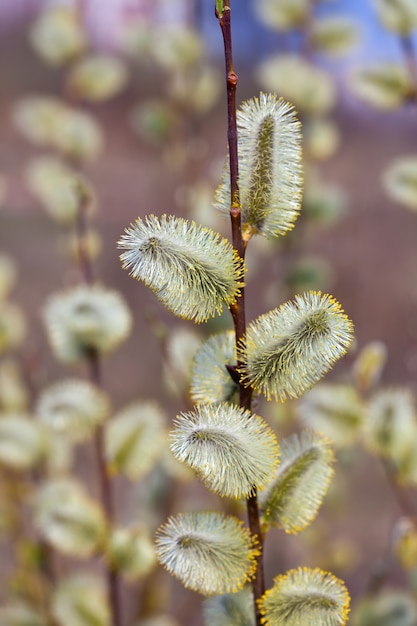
[215,93,303,240]
[118,214,244,323]
[240,291,354,402]
[170,402,279,499]
[155,512,259,596]
[259,430,334,534]
[259,567,350,626]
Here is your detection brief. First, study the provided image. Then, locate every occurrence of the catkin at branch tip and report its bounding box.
[215,92,303,240]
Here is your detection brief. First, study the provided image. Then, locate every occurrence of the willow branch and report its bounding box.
[216,2,265,623]
[75,194,122,626]
[400,34,417,103]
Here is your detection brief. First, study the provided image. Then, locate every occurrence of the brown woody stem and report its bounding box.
[400,34,417,99]
[76,196,122,626]
[87,348,122,626]
[216,2,265,623]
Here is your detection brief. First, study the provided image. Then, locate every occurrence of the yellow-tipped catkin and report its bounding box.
[170,402,279,499]
[155,512,259,596]
[241,291,354,402]
[215,93,303,240]
[259,567,350,626]
[119,215,244,323]
[260,431,334,533]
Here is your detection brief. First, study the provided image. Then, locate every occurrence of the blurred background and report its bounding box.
[2,1,417,624]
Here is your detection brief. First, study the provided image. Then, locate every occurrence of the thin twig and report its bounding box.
[76,194,122,626]
[400,35,417,103]
[380,457,417,518]
[75,183,94,286]
[216,3,265,623]
[87,347,122,626]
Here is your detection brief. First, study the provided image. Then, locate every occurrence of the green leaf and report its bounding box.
[155,512,259,595]
[203,587,255,626]
[190,331,239,405]
[260,431,334,533]
[119,215,244,323]
[259,567,350,626]
[215,93,303,240]
[241,291,354,402]
[170,402,279,499]
[216,0,224,17]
